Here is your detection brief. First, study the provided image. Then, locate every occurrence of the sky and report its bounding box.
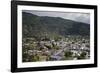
[23,10,90,24]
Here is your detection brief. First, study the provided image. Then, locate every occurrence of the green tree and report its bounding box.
[77,51,87,59]
[64,51,73,58]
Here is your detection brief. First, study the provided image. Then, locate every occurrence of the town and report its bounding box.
[22,35,90,62]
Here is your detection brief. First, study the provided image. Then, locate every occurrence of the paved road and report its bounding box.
[50,46,90,60]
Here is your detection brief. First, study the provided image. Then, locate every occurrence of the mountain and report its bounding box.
[22,12,90,38]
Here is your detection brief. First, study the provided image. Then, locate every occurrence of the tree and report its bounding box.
[64,51,73,58]
[77,51,87,59]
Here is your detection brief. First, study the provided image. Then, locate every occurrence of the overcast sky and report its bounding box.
[23,10,90,24]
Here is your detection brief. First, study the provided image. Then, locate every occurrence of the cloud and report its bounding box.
[23,10,90,24]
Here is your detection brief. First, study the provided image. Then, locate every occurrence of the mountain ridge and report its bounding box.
[22,12,90,38]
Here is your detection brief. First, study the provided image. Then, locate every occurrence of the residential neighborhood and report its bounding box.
[22,11,90,62]
[22,36,90,62]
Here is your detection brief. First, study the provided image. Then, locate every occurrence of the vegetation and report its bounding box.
[22,12,90,39]
[77,52,87,59]
[22,12,90,62]
[64,51,73,58]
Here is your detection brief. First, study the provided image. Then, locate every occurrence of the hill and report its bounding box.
[22,12,90,38]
